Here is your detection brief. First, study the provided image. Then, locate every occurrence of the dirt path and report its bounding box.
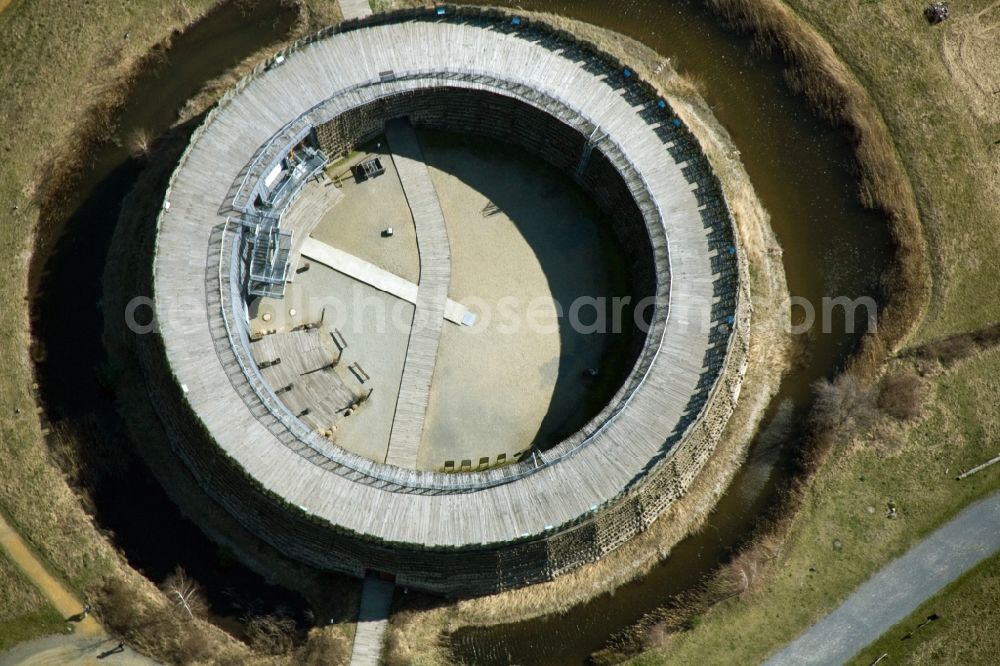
[765,493,1000,665]
[0,513,101,637]
[0,0,11,14]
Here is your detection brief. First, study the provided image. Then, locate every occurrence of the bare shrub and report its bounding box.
[906,323,1000,367]
[174,627,214,664]
[246,613,297,655]
[97,575,144,629]
[810,373,878,433]
[642,621,672,651]
[161,567,206,620]
[926,335,976,366]
[878,373,927,421]
[97,574,220,664]
[709,544,775,601]
[129,128,154,158]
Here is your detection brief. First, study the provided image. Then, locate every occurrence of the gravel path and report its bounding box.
[0,635,157,666]
[0,514,157,664]
[765,493,1000,665]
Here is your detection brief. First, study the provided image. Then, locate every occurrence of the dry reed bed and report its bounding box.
[606,0,937,655]
[621,1,997,660]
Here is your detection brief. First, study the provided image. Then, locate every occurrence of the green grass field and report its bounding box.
[1,0,998,662]
[633,346,1000,664]
[0,0,219,601]
[786,0,1000,342]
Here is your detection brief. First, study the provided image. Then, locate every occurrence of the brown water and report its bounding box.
[447,1,893,664]
[26,0,893,660]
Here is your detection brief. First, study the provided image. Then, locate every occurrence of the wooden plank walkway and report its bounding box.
[300,237,474,326]
[251,329,356,433]
[382,119,452,469]
[283,179,343,284]
[349,575,395,666]
[339,0,372,21]
[154,18,741,549]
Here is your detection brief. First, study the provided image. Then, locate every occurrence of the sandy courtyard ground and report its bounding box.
[251,265,412,463]
[312,141,420,283]
[249,129,637,471]
[416,130,636,471]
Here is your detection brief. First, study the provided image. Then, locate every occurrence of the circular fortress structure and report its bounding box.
[150,7,749,595]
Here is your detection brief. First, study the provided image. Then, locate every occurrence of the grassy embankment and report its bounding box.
[630,0,1000,663]
[0,0,353,662]
[1,0,217,649]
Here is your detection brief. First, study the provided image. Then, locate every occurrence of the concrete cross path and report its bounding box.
[349,575,396,666]
[300,237,475,326]
[765,493,1000,665]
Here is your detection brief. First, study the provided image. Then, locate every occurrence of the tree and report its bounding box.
[161,567,206,620]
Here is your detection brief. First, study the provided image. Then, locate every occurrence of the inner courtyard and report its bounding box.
[249,128,639,472]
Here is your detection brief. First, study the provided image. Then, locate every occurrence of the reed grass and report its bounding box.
[707,0,932,375]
